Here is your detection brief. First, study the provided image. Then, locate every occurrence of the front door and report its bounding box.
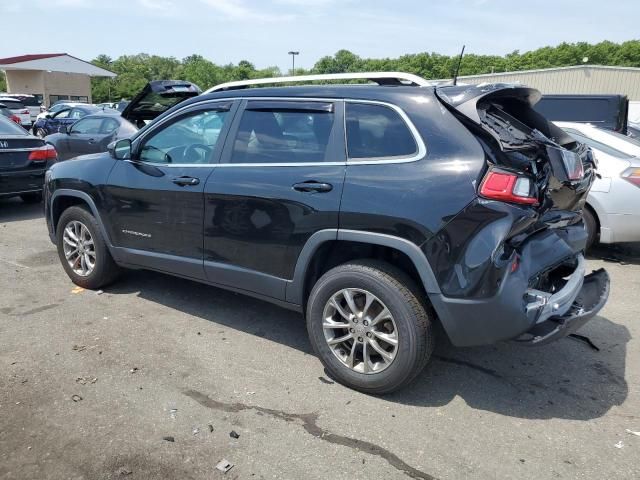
[103,100,237,280]
[203,99,346,300]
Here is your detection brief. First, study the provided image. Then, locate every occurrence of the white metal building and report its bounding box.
[449,65,640,101]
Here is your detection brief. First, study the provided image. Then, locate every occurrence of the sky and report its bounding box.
[1,0,638,72]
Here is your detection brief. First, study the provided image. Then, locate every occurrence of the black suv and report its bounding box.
[44,74,610,394]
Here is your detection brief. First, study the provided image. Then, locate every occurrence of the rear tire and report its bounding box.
[306,260,434,394]
[583,207,598,250]
[56,206,120,289]
[20,192,42,204]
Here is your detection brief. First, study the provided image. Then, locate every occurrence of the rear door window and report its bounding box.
[71,118,104,134]
[1,100,25,110]
[345,103,417,160]
[228,101,335,164]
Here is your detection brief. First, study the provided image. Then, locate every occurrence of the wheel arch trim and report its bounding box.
[50,189,114,248]
[285,228,442,305]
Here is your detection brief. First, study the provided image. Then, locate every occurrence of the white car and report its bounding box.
[556,121,640,247]
[0,96,31,129]
[36,102,88,122]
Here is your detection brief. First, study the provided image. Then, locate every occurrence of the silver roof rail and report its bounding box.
[205,71,432,93]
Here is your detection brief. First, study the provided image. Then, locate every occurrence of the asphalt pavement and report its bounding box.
[1,197,638,479]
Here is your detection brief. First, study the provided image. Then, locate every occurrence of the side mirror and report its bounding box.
[45,114,52,119]
[108,138,132,160]
[65,125,72,134]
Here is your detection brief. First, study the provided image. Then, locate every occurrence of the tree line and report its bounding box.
[1,40,639,102]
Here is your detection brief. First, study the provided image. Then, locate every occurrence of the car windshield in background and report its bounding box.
[563,128,634,159]
[600,127,640,148]
[128,92,184,116]
[0,100,25,110]
[0,115,28,135]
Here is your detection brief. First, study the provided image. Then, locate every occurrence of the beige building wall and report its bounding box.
[5,70,91,105]
[43,72,91,105]
[457,67,640,100]
[5,70,45,95]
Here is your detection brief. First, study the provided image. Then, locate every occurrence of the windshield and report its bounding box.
[563,128,634,159]
[600,128,640,148]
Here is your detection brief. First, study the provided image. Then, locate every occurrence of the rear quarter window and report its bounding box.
[346,103,417,160]
[0,100,25,110]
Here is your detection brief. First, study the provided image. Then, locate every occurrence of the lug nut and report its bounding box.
[353,318,358,324]
[357,337,363,342]
[350,328,355,333]
[366,332,372,338]
[363,320,369,326]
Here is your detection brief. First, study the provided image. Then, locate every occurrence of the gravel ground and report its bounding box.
[1,197,639,480]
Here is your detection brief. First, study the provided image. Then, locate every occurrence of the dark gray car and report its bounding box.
[45,112,138,160]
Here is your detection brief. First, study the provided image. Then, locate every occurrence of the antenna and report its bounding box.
[452,45,466,86]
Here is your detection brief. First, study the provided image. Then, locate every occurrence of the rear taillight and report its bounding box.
[479,169,538,205]
[622,167,640,188]
[28,144,57,162]
[10,115,21,124]
[561,149,584,180]
[21,109,29,115]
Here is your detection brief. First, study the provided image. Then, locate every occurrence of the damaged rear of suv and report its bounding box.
[431,83,610,347]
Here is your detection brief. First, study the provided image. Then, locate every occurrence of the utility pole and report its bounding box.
[288,51,299,76]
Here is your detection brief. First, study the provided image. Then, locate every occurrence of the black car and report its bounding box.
[0,115,57,203]
[45,112,138,161]
[43,73,609,394]
[32,105,100,138]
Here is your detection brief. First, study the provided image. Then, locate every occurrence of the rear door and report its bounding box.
[103,100,237,279]
[66,116,120,157]
[203,98,346,301]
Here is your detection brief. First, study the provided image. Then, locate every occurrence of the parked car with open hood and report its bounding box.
[556,121,640,247]
[32,105,99,138]
[44,72,608,394]
[45,111,138,161]
[0,115,57,203]
[120,80,201,128]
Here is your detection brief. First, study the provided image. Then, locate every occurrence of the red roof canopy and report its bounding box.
[0,53,66,65]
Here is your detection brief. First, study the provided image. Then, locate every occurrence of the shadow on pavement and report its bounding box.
[107,265,630,422]
[0,197,44,223]
[588,242,640,265]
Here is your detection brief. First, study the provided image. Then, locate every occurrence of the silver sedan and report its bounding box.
[556,121,640,248]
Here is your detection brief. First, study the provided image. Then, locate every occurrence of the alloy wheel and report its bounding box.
[322,288,399,374]
[62,220,96,277]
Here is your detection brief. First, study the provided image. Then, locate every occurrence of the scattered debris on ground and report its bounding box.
[71,394,82,402]
[162,436,175,443]
[229,430,240,439]
[75,376,97,385]
[208,424,214,433]
[614,441,624,449]
[626,429,640,437]
[318,376,334,385]
[215,459,234,473]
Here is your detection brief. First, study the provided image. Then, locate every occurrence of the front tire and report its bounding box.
[56,206,120,289]
[306,260,434,394]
